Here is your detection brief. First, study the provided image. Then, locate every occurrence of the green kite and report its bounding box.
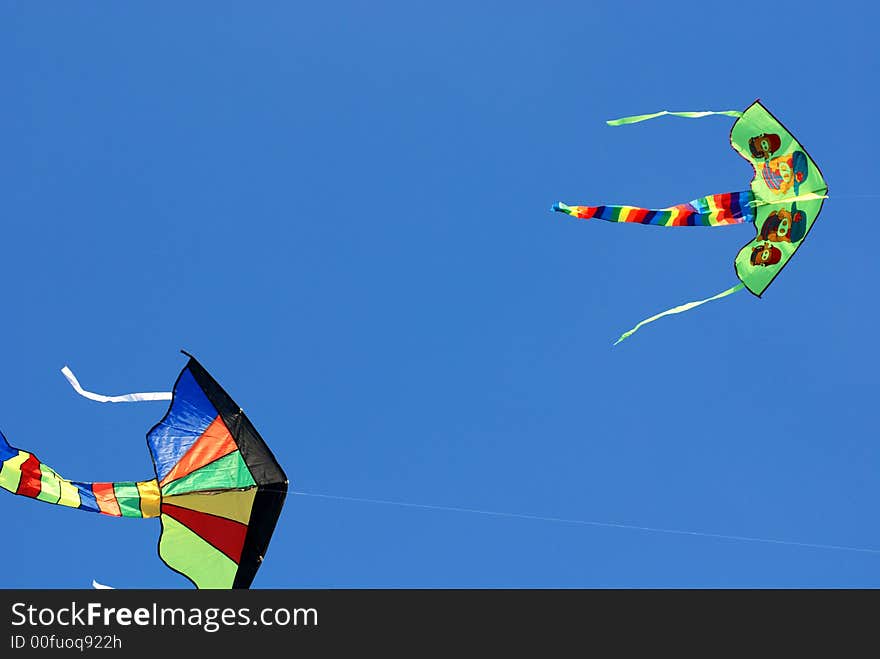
[553,100,828,344]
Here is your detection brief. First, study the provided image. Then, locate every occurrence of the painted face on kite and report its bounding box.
[749,133,782,160]
[759,207,808,243]
[762,151,809,196]
[552,100,827,344]
[770,209,793,239]
[750,243,782,267]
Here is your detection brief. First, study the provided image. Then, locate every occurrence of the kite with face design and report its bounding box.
[552,100,828,344]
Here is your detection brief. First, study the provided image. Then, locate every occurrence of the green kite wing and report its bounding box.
[731,100,828,297]
[553,99,828,343]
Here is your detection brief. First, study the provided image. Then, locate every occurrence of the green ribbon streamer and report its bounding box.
[606,110,743,126]
[613,283,745,345]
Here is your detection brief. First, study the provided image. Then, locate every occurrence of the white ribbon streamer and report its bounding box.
[91,580,114,589]
[61,366,172,403]
[613,283,745,345]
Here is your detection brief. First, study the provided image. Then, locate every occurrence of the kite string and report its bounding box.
[291,490,880,556]
[824,193,880,198]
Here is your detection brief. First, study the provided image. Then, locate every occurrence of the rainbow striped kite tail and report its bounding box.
[552,201,573,215]
[0,431,161,519]
[0,431,14,461]
[553,202,594,220]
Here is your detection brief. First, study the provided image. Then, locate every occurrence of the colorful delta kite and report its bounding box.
[0,352,288,589]
[552,100,828,344]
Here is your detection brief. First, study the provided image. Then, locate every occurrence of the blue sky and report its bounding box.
[1,1,878,588]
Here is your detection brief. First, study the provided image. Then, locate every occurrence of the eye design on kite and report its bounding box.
[748,132,782,159]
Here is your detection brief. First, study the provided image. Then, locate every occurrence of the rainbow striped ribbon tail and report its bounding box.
[552,191,755,227]
[0,431,160,519]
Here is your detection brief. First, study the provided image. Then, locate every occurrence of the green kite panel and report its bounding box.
[553,99,828,343]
